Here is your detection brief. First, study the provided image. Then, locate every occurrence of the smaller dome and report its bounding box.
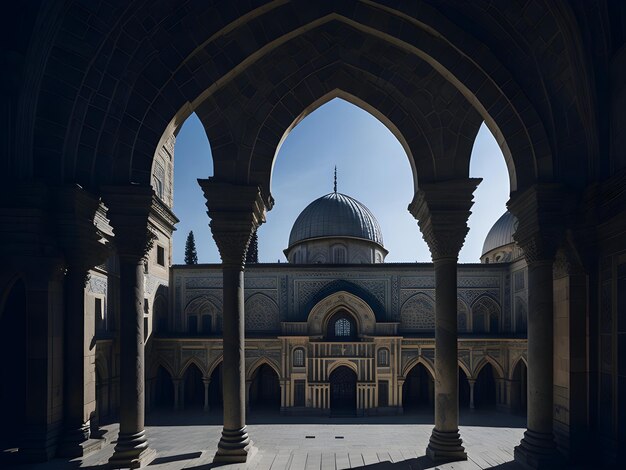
[481,211,518,257]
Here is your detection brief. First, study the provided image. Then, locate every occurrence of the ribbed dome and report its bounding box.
[481,211,518,256]
[288,192,384,248]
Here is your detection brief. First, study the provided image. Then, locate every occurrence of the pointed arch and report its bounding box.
[402,356,435,380]
[471,295,500,334]
[244,293,279,333]
[180,357,207,379]
[473,356,505,381]
[458,360,472,380]
[207,356,223,378]
[400,293,435,332]
[509,355,529,380]
[246,357,281,381]
[307,291,376,336]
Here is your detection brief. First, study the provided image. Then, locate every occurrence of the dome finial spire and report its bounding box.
[334,166,337,193]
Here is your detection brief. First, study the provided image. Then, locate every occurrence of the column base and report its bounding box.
[514,430,562,469]
[213,426,256,464]
[108,430,155,469]
[57,424,104,458]
[426,428,467,463]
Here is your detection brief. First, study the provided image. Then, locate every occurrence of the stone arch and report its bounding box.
[307,291,376,336]
[402,356,436,380]
[44,2,572,196]
[327,360,359,378]
[244,293,280,333]
[473,356,505,381]
[509,356,529,380]
[246,357,281,382]
[179,358,207,380]
[471,295,500,334]
[185,295,221,334]
[207,356,223,379]
[458,360,472,380]
[400,293,435,332]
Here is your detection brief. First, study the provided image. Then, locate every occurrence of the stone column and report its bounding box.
[55,186,110,458]
[203,379,211,412]
[509,185,569,469]
[104,186,156,468]
[173,379,181,411]
[199,179,266,463]
[410,178,480,463]
[468,380,476,410]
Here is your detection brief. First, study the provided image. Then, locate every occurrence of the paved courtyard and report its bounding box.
[4,410,531,469]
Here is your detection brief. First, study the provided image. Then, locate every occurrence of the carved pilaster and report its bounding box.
[507,184,575,264]
[198,179,266,267]
[408,179,481,260]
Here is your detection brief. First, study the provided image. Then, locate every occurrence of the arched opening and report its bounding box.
[154,366,175,410]
[402,363,434,412]
[0,280,27,450]
[510,360,528,414]
[249,364,280,411]
[329,366,357,415]
[208,363,223,410]
[183,363,204,409]
[459,367,471,409]
[475,363,497,409]
[326,310,357,341]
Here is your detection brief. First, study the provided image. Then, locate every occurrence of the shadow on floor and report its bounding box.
[145,408,526,429]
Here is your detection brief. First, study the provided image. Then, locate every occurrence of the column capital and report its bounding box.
[507,184,575,264]
[53,185,111,272]
[102,184,156,261]
[408,178,481,260]
[198,179,266,268]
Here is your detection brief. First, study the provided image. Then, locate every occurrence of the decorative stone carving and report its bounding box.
[245,294,280,332]
[408,179,481,260]
[400,293,435,331]
[307,291,376,335]
[199,179,266,268]
[457,299,469,332]
[471,296,500,333]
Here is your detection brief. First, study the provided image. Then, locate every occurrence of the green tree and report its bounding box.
[184,230,198,265]
[246,230,258,264]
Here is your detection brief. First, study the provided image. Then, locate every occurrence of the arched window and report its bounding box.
[202,314,212,334]
[293,348,305,367]
[377,348,389,366]
[327,311,357,340]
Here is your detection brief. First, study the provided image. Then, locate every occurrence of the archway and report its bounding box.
[249,364,280,411]
[459,367,471,409]
[475,363,497,409]
[329,366,357,415]
[183,363,204,409]
[402,363,434,411]
[154,366,174,410]
[510,360,528,414]
[208,363,223,409]
[0,280,27,450]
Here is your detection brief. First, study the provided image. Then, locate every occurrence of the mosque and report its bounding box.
[91,147,529,421]
[4,3,624,467]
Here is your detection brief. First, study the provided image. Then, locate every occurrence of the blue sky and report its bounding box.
[172,98,509,264]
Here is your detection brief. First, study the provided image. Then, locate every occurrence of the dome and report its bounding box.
[481,211,518,256]
[288,192,384,248]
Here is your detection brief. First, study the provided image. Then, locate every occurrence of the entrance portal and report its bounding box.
[402,363,434,411]
[249,364,280,411]
[329,366,357,415]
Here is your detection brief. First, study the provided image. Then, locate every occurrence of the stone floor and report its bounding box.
[6,409,529,469]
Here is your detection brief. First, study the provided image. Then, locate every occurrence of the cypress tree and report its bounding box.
[184,230,198,265]
[246,230,259,264]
